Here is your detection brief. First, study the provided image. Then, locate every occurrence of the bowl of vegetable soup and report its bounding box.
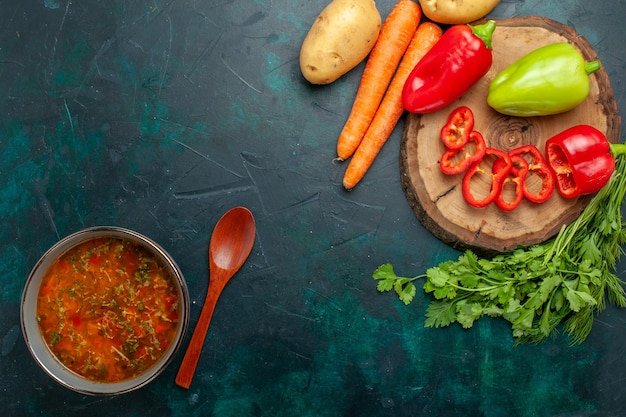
[20,227,190,395]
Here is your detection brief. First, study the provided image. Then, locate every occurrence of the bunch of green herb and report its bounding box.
[374,156,626,345]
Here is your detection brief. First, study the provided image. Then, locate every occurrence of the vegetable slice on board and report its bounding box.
[462,147,511,208]
[494,155,528,211]
[509,144,555,203]
[439,130,487,175]
[440,106,475,150]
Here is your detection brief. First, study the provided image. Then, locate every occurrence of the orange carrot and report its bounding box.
[343,22,443,190]
[335,0,421,161]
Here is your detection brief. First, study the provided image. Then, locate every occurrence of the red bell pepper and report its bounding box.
[509,144,555,203]
[440,130,487,175]
[440,106,474,150]
[462,147,512,208]
[545,125,615,198]
[402,20,496,114]
[494,155,529,211]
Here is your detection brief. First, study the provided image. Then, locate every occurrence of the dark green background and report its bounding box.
[2,1,625,416]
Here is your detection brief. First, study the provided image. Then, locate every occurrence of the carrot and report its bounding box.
[343,22,443,190]
[335,0,421,161]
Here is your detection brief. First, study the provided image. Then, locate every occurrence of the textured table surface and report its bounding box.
[2,1,626,416]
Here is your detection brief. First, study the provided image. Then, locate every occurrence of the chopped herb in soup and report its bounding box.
[36,237,180,383]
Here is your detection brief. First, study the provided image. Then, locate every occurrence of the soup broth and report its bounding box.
[36,237,180,383]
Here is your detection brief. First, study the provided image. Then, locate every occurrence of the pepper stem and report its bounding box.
[585,60,601,75]
[470,20,496,49]
[610,143,626,157]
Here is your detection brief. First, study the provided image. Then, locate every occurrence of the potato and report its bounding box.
[418,0,501,24]
[300,0,381,85]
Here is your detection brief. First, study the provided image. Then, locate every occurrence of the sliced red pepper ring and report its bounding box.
[440,130,487,175]
[462,148,512,208]
[494,155,529,211]
[545,125,615,198]
[440,106,475,150]
[509,144,555,203]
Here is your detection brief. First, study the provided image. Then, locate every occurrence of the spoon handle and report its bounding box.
[175,283,223,389]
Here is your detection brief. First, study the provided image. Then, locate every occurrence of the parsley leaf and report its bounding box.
[564,286,598,312]
[373,264,423,305]
[394,279,416,305]
[456,301,483,329]
[424,301,457,328]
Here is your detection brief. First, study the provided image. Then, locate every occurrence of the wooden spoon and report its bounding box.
[175,206,256,389]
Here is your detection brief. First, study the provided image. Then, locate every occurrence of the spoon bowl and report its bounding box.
[175,206,256,389]
[210,207,257,271]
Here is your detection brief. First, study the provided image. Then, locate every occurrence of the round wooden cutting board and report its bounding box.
[400,16,621,255]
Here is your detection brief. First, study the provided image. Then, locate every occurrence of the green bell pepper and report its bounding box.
[487,42,601,117]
